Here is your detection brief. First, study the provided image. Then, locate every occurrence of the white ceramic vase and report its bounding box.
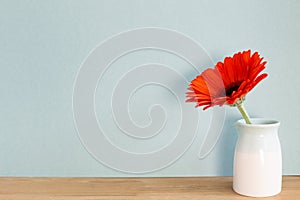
[233,118,282,197]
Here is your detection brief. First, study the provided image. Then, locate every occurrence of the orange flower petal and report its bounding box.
[186,50,268,109]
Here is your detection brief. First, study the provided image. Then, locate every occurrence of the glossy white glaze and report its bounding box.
[233,118,282,197]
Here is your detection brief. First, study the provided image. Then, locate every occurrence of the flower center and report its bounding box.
[226,85,240,96]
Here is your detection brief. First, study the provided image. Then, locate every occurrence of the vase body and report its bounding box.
[233,118,282,197]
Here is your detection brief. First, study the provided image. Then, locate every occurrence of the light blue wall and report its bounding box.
[0,0,299,176]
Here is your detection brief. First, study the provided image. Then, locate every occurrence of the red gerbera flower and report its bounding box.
[186,50,268,111]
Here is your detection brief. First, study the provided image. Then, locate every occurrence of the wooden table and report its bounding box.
[0,176,299,199]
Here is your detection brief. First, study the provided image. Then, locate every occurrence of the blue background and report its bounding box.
[1,0,299,176]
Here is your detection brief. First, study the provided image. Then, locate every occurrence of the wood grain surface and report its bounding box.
[0,176,299,199]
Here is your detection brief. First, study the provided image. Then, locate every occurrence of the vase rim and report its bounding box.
[236,118,280,127]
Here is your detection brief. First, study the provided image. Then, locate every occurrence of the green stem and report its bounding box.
[237,103,251,124]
